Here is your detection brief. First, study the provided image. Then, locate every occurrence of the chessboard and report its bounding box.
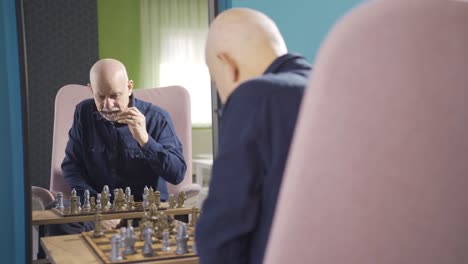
[82,226,197,264]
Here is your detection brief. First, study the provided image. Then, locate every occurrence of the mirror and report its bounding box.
[18,0,219,261]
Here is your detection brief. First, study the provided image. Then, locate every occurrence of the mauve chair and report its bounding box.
[265,0,468,263]
[32,84,199,204]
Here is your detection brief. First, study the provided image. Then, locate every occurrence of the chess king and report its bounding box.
[46,58,186,235]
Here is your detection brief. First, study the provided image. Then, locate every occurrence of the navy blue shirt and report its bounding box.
[62,95,186,201]
[196,54,312,264]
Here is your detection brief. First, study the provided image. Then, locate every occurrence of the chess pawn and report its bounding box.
[82,190,91,211]
[109,234,123,261]
[120,227,127,248]
[55,192,64,210]
[175,222,189,254]
[142,227,154,257]
[161,230,171,252]
[125,187,131,204]
[96,194,102,211]
[168,194,176,209]
[93,213,104,238]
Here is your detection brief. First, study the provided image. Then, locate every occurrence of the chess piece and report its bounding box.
[161,230,171,252]
[147,188,155,206]
[76,196,82,212]
[90,196,96,211]
[96,194,102,211]
[125,187,131,204]
[101,190,109,210]
[82,190,91,211]
[70,188,78,214]
[142,226,154,257]
[190,207,200,227]
[177,191,187,208]
[168,194,176,209]
[168,216,176,235]
[55,192,64,210]
[129,195,135,210]
[113,189,119,209]
[155,190,161,208]
[120,227,127,248]
[109,234,123,261]
[175,222,189,254]
[143,193,149,209]
[102,185,111,209]
[123,224,137,255]
[140,219,153,241]
[93,213,104,238]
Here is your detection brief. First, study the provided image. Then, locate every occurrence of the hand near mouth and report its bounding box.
[117,107,149,147]
[99,110,121,122]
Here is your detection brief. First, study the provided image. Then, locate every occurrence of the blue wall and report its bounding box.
[231,0,363,62]
[0,0,26,263]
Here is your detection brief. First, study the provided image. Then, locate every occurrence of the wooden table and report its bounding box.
[41,234,198,264]
[33,206,194,262]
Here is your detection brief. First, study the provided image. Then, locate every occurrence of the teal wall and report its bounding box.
[231,0,363,62]
[0,0,26,263]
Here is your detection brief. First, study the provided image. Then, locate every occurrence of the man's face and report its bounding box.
[90,79,133,121]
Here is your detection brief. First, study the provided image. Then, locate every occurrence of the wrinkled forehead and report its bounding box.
[91,70,128,95]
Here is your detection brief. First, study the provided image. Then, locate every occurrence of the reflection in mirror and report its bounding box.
[24,0,214,261]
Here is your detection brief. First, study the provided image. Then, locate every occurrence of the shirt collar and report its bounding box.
[263,53,304,75]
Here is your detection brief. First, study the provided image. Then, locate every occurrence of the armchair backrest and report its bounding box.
[265,0,468,263]
[49,85,192,196]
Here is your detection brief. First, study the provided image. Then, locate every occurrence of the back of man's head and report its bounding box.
[206,8,287,102]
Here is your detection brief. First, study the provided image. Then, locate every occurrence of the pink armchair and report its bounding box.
[265,0,468,263]
[33,84,199,204]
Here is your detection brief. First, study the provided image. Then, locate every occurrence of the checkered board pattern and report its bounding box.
[82,226,197,263]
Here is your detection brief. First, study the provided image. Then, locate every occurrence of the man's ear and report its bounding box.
[128,80,134,96]
[87,83,93,94]
[217,53,240,83]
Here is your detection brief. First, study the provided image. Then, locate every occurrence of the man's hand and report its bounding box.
[117,107,149,147]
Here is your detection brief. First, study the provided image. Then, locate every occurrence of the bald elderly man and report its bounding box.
[47,58,186,235]
[195,8,312,264]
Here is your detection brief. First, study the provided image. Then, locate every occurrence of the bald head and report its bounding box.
[90,58,129,87]
[206,8,287,102]
[88,58,134,119]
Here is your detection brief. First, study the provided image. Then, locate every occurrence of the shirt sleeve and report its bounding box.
[141,112,186,185]
[62,105,98,197]
[195,93,264,264]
